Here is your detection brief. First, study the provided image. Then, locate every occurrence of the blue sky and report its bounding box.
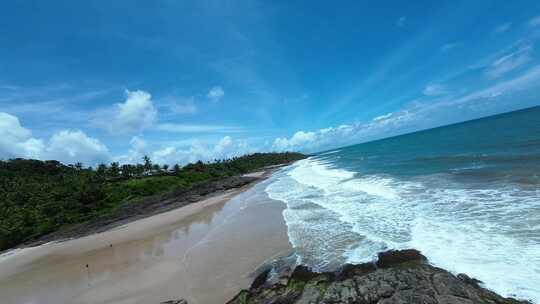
[1,1,540,165]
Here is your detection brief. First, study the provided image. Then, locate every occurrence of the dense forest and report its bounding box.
[0,152,306,251]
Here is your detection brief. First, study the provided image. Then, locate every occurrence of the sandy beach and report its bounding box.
[0,175,292,304]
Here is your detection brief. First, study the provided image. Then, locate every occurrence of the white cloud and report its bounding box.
[529,15,540,27]
[272,107,430,153]
[154,123,243,133]
[162,96,197,114]
[171,101,197,114]
[493,22,512,34]
[45,130,110,165]
[149,136,252,165]
[485,45,532,78]
[0,112,44,159]
[396,16,406,27]
[0,112,110,165]
[207,86,224,102]
[272,62,540,153]
[115,136,147,164]
[373,113,393,121]
[423,84,448,96]
[94,90,157,134]
[452,63,540,106]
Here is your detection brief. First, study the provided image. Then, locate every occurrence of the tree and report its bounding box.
[135,164,144,177]
[173,164,181,174]
[162,164,169,172]
[143,155,152,174]
[121,164,132,178]
[109,162,120,178]
[96,163,107,178]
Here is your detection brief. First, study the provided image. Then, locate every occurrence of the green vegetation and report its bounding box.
[0,152,305,251]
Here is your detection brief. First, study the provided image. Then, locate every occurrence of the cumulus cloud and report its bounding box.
[149,136,252,166]
[423,84,448,96]
[0,112,44,159]
[272,107,432,153]
[45,130,110,165]
[0,112,110,165]
[485,45,532,78]
[115,135,253,166]
[94,90,157,134]
[207,86,224,102]
[272,131,316,151]
[115,136,147,164]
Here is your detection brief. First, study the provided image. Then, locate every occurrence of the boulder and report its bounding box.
[227,249,530,304]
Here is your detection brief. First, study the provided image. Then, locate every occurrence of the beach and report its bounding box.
[0,175,292,304]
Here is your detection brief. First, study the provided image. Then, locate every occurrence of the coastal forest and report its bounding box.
[0,152,305,251]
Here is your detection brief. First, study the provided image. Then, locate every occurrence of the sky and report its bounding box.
[1,1,540,166]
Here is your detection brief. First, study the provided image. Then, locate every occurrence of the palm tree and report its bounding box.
[121,164,132,178]
[143,155,152,174]
[96,163,107,178]
[109,162,120,178]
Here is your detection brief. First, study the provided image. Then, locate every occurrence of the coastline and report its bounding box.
[0,167,294,304]
[13,166,282,250]
[229,249,530,304]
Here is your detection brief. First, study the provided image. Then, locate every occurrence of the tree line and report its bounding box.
[0,152,306,251]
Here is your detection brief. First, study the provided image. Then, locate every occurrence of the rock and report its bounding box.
[226,249,530,304]
[290,265,323,282]
[160,299,187,304]
[250,268,271,289]
[376,249,427,268]
[457,273,483,286]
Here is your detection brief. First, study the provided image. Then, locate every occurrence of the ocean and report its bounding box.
[265,106,540,303]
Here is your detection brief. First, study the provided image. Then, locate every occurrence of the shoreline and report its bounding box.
[9,166,282,252]
[0,166,294,304]
[229,249,530,304]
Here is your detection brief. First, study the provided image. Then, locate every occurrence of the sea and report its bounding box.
[265,106,540,303]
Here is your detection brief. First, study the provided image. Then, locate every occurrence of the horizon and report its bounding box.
[315,104,540,155]
[4,105,536,167]
[2,1,540,166]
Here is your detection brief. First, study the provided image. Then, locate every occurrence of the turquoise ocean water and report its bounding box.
[266,106,540,302]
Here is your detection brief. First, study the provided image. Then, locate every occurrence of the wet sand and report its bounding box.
[0,178,292,304]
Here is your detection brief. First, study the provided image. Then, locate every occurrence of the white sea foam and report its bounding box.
[319,149,342,156]
[266,157,540,303]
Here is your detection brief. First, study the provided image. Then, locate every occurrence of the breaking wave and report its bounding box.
[266,158,540,302]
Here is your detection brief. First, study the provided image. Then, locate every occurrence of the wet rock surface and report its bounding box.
[227,249,530,304]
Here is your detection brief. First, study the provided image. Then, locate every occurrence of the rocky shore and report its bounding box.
[225,249,530,304]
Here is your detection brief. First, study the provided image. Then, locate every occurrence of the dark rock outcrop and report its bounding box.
[160,300,187,304]
[227,249,530,304]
